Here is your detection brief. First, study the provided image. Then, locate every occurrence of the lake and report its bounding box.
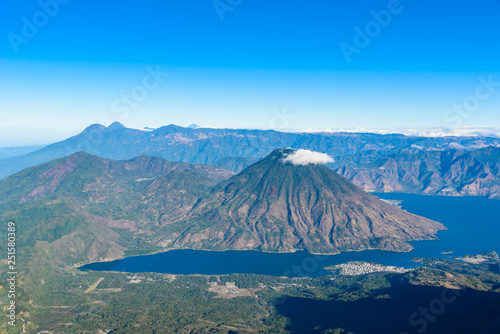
[80,193,500,277]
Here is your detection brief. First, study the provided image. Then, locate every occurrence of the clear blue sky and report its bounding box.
[1,0,500,145]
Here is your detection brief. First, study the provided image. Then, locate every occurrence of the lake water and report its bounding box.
[80,193,500,277]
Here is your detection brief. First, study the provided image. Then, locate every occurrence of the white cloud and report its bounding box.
[113,123,500,139]
[282,149,334,165]
[297,126,500,138]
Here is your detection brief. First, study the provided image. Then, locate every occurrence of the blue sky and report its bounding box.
[1,0,500,145]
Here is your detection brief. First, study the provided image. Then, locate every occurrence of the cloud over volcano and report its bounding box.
[282,149,334,165]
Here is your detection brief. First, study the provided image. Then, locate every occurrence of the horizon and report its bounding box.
[3,121,500,148]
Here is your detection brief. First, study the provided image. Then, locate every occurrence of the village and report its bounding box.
[328,261,412,276]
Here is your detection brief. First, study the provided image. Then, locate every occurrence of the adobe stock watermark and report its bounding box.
[6,222,17,327]
[213,0,243,21]
[7,0,71,54]
[58,65,168,157]
[274,253,328,305]
[443,74,500,126]
[269,107,295,130]
[109,65,169,122]
[399,288,461,334]
[339,0,408,64]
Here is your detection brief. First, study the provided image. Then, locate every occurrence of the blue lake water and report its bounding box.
[80,193,500,277]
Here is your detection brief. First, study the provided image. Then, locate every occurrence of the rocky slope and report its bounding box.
[336,147,500,198]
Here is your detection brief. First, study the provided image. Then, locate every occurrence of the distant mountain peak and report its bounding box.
[72,151,93,158]
[107,121,126,131]
[82,123,106,133]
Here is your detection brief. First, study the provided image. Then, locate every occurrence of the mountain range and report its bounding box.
[335,146,500,198]
[1,122,499,199]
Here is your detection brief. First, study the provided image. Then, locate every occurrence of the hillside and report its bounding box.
[336,146,500,198]
[0,152,233,270]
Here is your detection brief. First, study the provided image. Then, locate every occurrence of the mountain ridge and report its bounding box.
[336,146,500,198]
[1,123,499,199]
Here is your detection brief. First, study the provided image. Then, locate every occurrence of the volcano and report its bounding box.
[167,148,444,253]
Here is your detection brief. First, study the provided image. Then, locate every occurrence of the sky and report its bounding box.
[1,0,500,146]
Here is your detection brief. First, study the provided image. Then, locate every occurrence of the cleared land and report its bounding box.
[84,277,105,293]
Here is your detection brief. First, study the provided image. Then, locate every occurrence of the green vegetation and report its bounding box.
[2,259,499,333]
